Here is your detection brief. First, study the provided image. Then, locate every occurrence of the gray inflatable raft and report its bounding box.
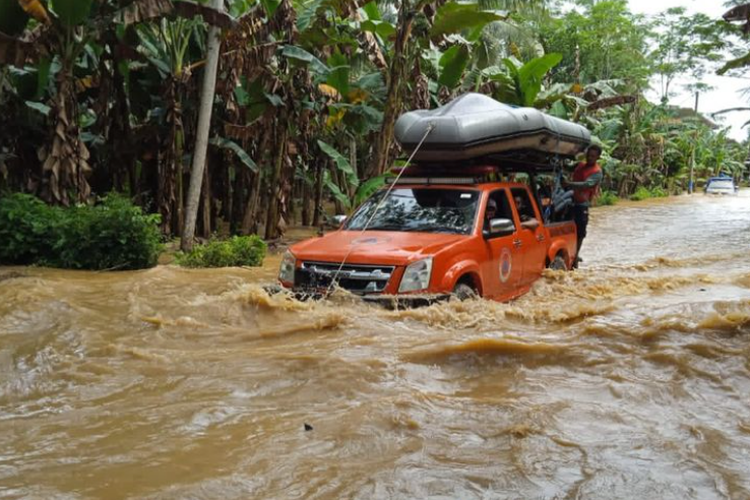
[395,93,591,163]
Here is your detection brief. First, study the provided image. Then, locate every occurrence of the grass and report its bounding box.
[630,186,668,201]
[174,235,267,268]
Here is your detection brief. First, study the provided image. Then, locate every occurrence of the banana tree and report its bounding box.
[281,2,389,219]
[491,53,562,107]
[1,0,232,208]
[34,0,97,205]
[365,0,519,177]
[138,16,206,234]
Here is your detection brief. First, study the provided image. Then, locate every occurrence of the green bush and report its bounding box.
[630,187,651,201]
[54,195,163,270]
[595,190,619,206]
[175,235,267,268]
[0,193,59,265]
[0,192,162,270]
[630,186,669,201]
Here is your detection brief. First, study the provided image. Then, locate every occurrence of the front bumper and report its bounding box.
[361,293,451,309]
[263,284,449,309]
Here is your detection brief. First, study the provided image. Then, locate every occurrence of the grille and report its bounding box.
[295,261,395,294]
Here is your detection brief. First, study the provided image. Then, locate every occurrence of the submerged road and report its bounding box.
[1,192,750,499]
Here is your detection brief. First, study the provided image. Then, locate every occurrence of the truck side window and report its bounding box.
[485,189,515,233]
[511,188,538,223]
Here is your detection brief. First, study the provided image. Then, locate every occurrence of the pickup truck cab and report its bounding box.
[278,177,577,303]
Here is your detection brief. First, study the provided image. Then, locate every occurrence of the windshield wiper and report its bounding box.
[360,224,405,231]
[411,225,464,234]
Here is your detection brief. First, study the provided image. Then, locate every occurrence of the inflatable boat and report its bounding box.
[395,93,591,164]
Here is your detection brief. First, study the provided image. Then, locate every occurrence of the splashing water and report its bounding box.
[1,194,750,499]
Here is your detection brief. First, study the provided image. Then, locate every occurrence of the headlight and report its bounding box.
[399,258,433,293]
[278,250,296,285]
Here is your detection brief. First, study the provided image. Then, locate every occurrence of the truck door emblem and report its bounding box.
[500,247,512,283]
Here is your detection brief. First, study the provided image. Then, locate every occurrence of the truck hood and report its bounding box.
[289,230,468,266]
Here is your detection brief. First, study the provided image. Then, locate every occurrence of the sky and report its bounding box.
[627,0,750,141]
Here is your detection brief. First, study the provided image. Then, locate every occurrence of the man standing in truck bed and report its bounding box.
[566,145,603,268]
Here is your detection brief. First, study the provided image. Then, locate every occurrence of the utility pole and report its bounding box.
[181,0,223,251]
[689,91,699,194]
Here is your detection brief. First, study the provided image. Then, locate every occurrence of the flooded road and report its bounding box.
[2,193,750,499]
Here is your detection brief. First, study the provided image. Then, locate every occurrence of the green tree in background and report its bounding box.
[1,0,748,248]
[650,7,727,102]
[536,0,650,87]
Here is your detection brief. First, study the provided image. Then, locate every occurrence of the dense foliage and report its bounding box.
[174,235,267,267]
[0,193,162,269]
[0,0,747,248]
[0,193,60,265]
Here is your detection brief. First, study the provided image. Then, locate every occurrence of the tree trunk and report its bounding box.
[176,130,184,235]
[112,48,137,197]
[230,167,246,234]
[288,178,298,225]
[181,0,223,251]
[222,159,232,223]
[42,36,92,206]
[332,161,345,215]
[158,78,181,235]
[264,124,289,240]
[366,1,418,178]
[301,174,311,226]
[312,160,324,227]
[199,163,211,237]
[241,170,262,235]
[350,137,360,188]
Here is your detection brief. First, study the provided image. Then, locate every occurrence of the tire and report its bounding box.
[548,255,567,271]
[453,282,477,301]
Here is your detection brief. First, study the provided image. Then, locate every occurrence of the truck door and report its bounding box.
[510,187,547,287]
[481,189,524,300]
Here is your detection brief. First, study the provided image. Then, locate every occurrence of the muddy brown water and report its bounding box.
[2,193,750,500]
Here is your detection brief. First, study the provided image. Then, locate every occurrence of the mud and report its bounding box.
[1,193,750,499]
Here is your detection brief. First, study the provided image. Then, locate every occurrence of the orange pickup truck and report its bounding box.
[277,173,577,304]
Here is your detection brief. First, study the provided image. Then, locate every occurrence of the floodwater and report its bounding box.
[2,193,750,500]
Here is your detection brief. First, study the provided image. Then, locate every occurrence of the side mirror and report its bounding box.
[332,214,347,226]
[483,218,515,238]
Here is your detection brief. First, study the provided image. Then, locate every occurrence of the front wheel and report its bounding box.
[548,255,567,271]
[452,282,477,301]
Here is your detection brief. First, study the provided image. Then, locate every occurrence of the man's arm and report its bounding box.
[566,170,603,188]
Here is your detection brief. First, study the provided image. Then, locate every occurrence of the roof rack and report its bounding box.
[385,176,485,185]
[400,149,575,174]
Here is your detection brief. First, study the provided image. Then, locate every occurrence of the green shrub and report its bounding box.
[175,235,267,268]
[630,186,668,201]
[54,195,163,270]
[0,192,162,270]
[595,190,619,206]
[0,193,60,265]
[630,186,651,201]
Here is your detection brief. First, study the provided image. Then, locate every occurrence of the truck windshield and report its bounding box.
[345,188,479,234]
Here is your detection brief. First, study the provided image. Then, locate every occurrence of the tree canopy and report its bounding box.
[0,0,746,242]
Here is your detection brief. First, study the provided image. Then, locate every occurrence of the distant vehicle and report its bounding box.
[704,176,738,195]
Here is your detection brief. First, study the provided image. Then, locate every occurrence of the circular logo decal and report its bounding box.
[499,247,512,283]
